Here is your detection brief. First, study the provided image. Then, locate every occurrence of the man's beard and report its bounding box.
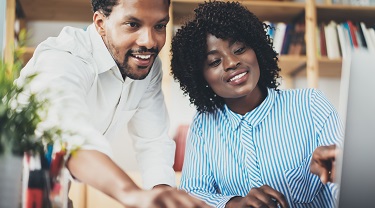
[115,47,159,80]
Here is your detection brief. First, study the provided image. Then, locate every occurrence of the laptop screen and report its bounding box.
[336,49,375,208]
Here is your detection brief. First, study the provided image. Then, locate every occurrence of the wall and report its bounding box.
[26,21,90,47]
[294,77,342,110]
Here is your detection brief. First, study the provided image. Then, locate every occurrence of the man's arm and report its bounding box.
[67,150,139,202]
[67,150,210,207]
[18,53,208,207]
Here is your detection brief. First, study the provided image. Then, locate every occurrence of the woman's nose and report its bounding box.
[224,55,240,72]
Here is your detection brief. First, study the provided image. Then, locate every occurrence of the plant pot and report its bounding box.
[0,153,23,208]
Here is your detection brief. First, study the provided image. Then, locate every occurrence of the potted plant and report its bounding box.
[0,34,68,207]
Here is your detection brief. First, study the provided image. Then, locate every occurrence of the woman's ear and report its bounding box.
[93,11,106,36]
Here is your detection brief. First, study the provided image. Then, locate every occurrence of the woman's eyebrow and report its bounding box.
[206,49,218,56]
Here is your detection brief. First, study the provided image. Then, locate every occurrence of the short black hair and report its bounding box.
[91,0,171,16]
[171,1,281,113]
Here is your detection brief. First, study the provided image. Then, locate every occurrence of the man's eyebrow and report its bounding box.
[123,16,141,22]
[122,15,170,23]
[158,15,170,23]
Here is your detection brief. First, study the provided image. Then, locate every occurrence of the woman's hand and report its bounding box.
[225,185,289,208]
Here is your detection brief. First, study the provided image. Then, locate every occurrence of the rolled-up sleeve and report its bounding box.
[15,50,113,158]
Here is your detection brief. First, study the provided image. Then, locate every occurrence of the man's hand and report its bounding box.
[225,185,289,208]
[122,186,211,208]
[67,150,210,208]
[310,144,340,184]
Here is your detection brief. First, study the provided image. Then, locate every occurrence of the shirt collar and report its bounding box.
[89,24,117,74]
[225,88,276,131]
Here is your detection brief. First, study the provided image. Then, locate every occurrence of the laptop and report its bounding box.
[336,49,375,208]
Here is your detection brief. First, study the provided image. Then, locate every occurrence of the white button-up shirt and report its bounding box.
[16,24,176,189]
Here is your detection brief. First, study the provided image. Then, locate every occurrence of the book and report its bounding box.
[280,23,294,55]
[288,22,306,55]
[337,23,350,58]
[347,20,359,48]
[342,22,354,49]
[316,25,322,57]
[360,22,375,52]
[356,22,367,48]
[324,21,341,59]
[272,22,287,55]
[320,22,328,57]
[368,28,375,52]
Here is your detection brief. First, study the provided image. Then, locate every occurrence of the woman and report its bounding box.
[170,1,342,208]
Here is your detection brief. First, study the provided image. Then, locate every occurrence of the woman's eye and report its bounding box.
[234,47,246,54]
[208,59,221,67]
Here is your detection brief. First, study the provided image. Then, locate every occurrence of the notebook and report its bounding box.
[336,49,375,208]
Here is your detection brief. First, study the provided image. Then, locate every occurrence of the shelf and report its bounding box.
[18,47,34,65]
[279,55,342,78]
[18,0,92,22]
[318,57,342,77]
[19,0,305,23]
[291,57,342,78]
[172,0,305,24]
[16,0,370,86]
[278,55,307,76]
[316,4,375,25]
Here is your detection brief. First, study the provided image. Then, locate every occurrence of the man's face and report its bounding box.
[96,0,169,80]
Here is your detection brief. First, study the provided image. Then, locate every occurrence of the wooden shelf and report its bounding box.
[15,0,373,85]
[18,0,92,22]
[172,0,305,24]
[17,46,34,65]
[316,4,375,25]
[278,55,307,76]
[279,55,342,78]
[318,57,342,77]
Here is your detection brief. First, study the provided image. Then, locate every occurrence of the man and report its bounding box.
[16,0,208,207]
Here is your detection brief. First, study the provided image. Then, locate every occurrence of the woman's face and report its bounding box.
[203,34,261,100]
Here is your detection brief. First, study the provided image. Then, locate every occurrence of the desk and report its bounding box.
[69,172,182,208]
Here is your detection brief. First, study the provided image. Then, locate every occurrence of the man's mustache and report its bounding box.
[129,47,159,54]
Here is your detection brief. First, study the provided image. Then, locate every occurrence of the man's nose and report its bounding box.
[137,28,156,50]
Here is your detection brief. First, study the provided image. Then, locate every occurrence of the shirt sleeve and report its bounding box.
[312,89,344,199]
[127,58,176,189]
[284,89,343,204]
[15,50,113,159]
[310,89,344,148]
[179,117,237,208]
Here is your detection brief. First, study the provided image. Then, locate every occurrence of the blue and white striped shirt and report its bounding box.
[180,88,343,208]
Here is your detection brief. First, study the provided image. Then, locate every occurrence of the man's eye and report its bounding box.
[155,24,167,30]
[126,22,139,28]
